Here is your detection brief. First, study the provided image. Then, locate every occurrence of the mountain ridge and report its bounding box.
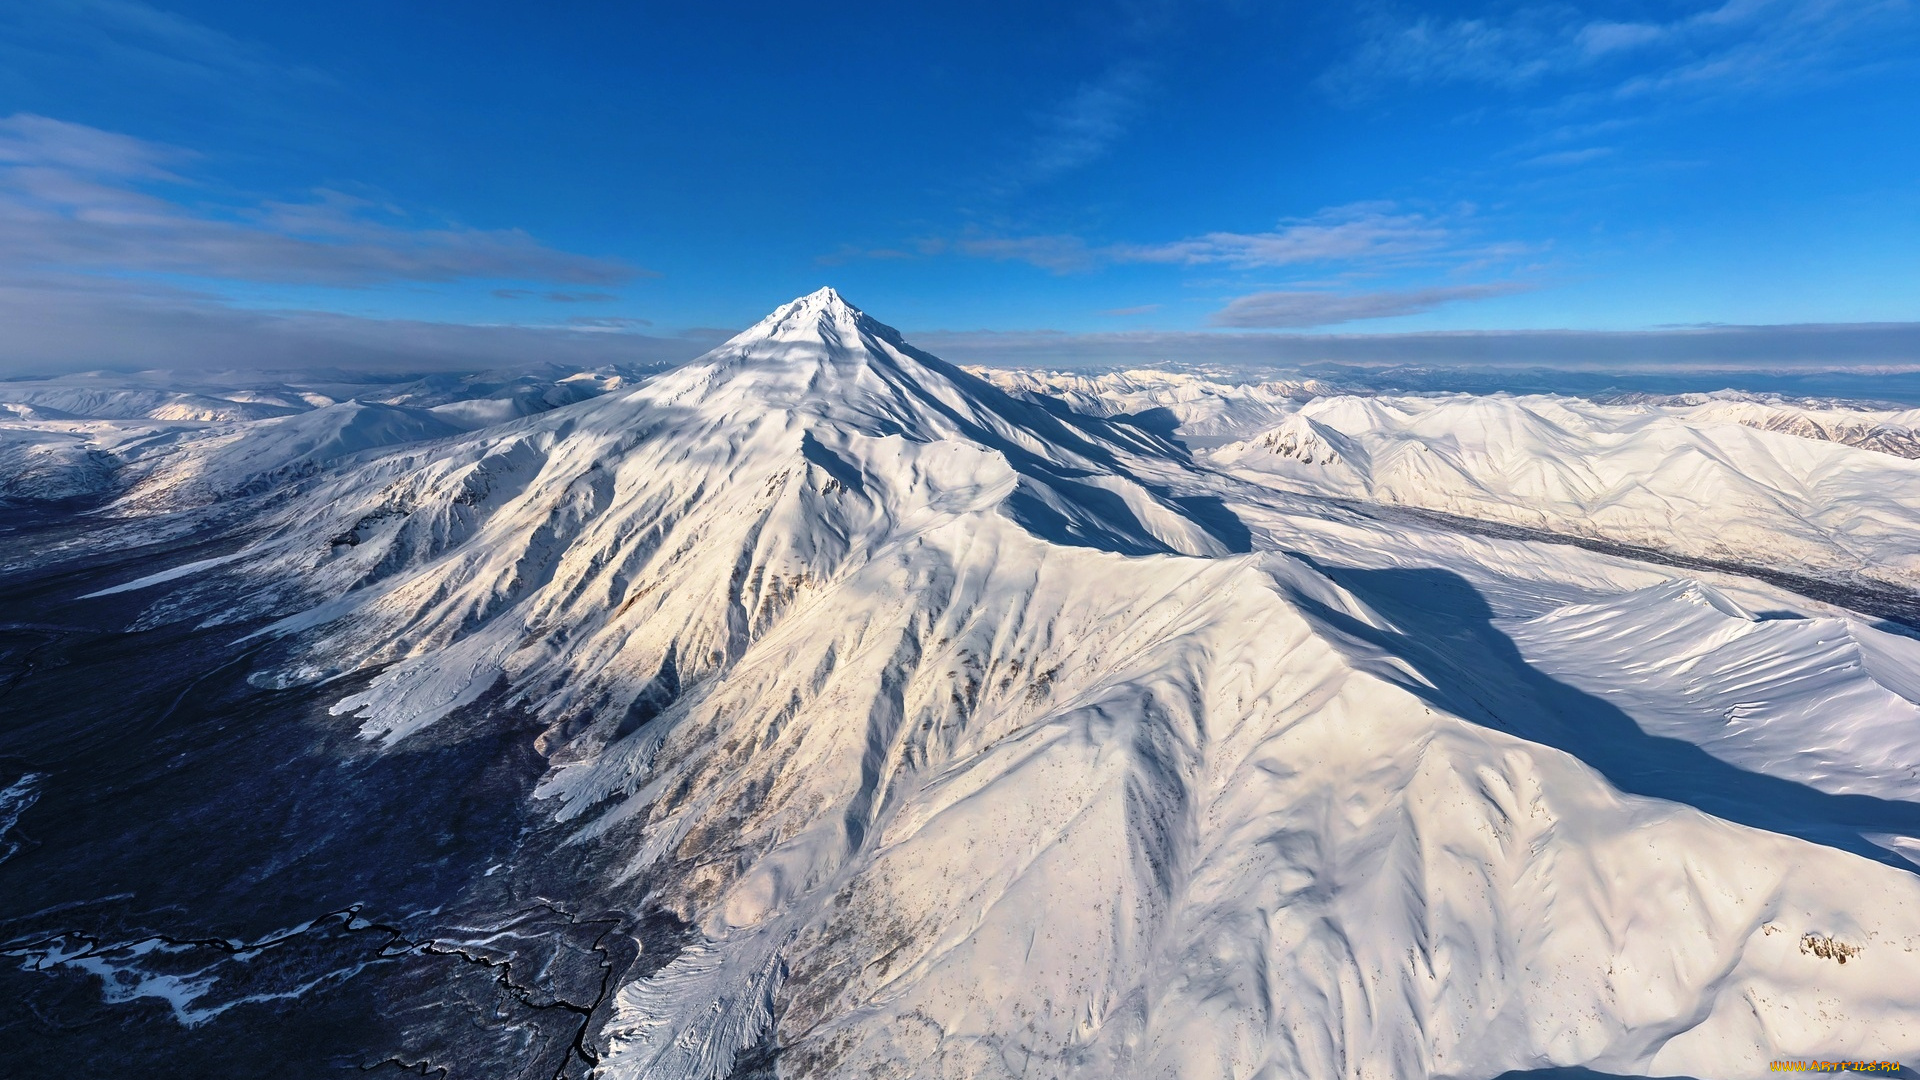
[8,292,1920,1080]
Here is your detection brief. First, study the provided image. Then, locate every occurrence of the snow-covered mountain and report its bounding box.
[1668,394,1920,460]
[0,425,120,504]
[1215,392,1920,593]
[0,385,305,423]
[107,401,468,510]
[8,291,1920,1079]
[0,363,653,512]
[972,367,1341,439]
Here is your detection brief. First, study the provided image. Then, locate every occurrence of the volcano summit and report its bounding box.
[4,291,1920,1079]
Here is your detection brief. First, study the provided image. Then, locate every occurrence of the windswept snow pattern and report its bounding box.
[21,290,1920,1079]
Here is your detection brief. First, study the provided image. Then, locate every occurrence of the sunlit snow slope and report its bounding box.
[78,291,1920,1080]
[973,367,1340,439]
[1216,393,1920,592]
[0,365,647,513]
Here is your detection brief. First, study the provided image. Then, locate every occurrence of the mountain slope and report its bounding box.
[105,401,467,510]
[0,386,303,422]
[975,367,1338,439]
[1635,392,1920,460]
[117,289,1224,732]
[38,291,1920,1080]
[1215,392,1920,592]
[0,426,120,504]
[1507,578,1920,803]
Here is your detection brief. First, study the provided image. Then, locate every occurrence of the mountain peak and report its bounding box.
[795,284,854,311]
[725,286,903,351]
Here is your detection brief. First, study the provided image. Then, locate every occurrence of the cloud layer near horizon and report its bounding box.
[914,321,1920,372]
[5,274,1918,379]
[0,112,686,377]
[0,278,720,376]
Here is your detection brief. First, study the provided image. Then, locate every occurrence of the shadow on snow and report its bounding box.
[1293,560,1920,876]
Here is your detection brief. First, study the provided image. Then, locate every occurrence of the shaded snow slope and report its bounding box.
[52,292,1920,1080]
[1215,392,1920,591]
[1507,579,1920,802]
[1688,399,1920,460]
[422,368,641,428]
[0,427,120,504]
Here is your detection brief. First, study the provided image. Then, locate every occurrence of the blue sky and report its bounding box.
[1,0,1917,372]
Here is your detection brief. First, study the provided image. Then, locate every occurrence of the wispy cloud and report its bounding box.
[1023,63,1152,183]
[1111,203,1451,268]
[1102,303,1160,316]
[1326,0,1917,101]
[0,114,643,287]
[953,233,1098,273]
[815,237,947,266]
[0,113,662,375]
[1523,145,1614,167]
[1609,0,1914,98]
[1330,8,1569,92]
[940,202,1526,277]
[492,289,621,302]
[1209,282,1533,328]
[565,314,653,330]
[0,0,326,87]
[0,274,702,376]
[0,110,183,176]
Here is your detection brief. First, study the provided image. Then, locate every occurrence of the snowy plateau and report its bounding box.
[3,289,1920,1080]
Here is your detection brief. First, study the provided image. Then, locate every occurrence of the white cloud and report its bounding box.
[0,113,642,287]
[0,273,704,376]
[1575,20,1671,56]
[1110,203,1452,268]
[1326,0,1917,100]
[1208,282,1533,328]
[0,111,184,177]
[0,0,321,87]
[1026,64,1152,181]
[947,202,1501,275]
[953,234,1098,273]
[1523,145,1614,167]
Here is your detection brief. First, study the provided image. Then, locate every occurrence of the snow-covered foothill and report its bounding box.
[0,365,653,510]
[974,367,1341,439]
[0,426,121,504]
[0,386,303,423]
[108,401,466,510]
[1214,391,1920,592]
[1616,391,1920,460]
